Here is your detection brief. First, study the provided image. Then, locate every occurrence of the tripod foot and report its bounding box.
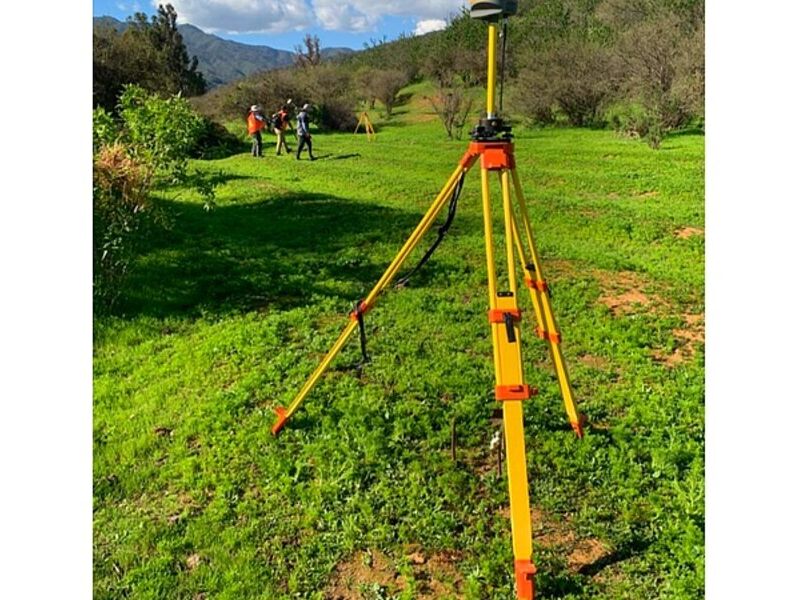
[570,414,588,439]
[514,559,536,600]
[271,406,289,436]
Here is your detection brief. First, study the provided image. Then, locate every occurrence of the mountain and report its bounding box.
[93,17,356,88]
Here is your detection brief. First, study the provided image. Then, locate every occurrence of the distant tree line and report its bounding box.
[96,0,703,147]
[94,3,206,111]
[341,0,705,147]
[195,0,702,146]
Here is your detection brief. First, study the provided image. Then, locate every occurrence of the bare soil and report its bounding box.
[325,547,464,599]
[596,270,660,316]
[652,312,705,366]
[675,227,704,239]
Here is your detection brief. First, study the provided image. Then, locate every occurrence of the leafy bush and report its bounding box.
[118,84,206,181]
[606,12,703,146]
[368,69,409,116]
[93,106,118,151]
[93,143,155,308]
[192,64,359,132]
[428,85,475,140]
[192,116,245,159]
[513,38,614,127]
[605,101,662,145]
[93,86,219,308]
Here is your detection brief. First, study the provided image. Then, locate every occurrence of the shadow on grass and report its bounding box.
[115,190,481,319]
[315,153,362,161]
[577,537,652,577]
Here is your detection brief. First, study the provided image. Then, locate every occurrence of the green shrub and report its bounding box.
[118,84,206,182]
[93,107,119,151]
[94,86,219,308]
[512,38,614,127]
[93,143,155,309]
[604,101,664,148]
[191,116,245,159]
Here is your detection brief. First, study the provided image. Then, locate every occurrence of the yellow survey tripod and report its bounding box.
[271,2,584,597]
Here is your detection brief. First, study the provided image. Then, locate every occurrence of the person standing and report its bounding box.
[247,104,267,157]
[295,103,315,161]
[272,105,293,156]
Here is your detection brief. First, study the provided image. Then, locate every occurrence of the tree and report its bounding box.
[611,13,695,145]
[92,3,205,111]
[144,4,205,96]
[370,70,409,116]
[294,34,322,68]
[428,85,475,140]
[513,37,614,126]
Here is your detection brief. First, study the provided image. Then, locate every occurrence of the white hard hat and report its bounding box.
[302,103,310,110]
[250,104,262,112]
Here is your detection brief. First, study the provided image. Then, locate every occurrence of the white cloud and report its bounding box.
[312,1,464,32]
[157,0,313,34]
[414,19,447,36]
[157,1,466,34]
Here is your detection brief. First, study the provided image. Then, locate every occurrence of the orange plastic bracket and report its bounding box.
[488,308,522,323]
[349,301,372,321]
[271,406,289,436]
[571,413,588,439]
[525,278,549,293]
[535,327,562,344]
[465,141,516,170]
[495,384,536,401]
[460,149,481,169]
[514,559,537,600]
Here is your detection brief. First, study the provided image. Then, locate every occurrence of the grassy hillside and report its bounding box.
[94,98,704,599]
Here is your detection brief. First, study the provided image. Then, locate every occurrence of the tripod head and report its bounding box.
[469,1,517,141]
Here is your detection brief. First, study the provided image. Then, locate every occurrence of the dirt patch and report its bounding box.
[498,507,612,575]
[326,548,464,599]
[634,190,659,198]
[578,354,610,370]
[675,227,704,239]
[596,270,660,316]
[653,312,704,366]
[568,539,610,571]
[539,259,578,279]
[186,553,202,570]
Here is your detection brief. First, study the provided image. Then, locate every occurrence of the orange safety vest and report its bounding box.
[277,110,288,129]
[247,112,264,134]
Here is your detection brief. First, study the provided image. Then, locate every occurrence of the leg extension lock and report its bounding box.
[495,384,536,401]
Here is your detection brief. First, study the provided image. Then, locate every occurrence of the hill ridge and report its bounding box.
[93,16,355,88]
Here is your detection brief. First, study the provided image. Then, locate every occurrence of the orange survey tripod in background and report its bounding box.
[271,3,585,598]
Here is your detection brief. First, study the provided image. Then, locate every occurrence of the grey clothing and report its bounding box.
[296,110,310,136]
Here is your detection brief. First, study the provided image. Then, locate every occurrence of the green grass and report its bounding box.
[94,105,704,599]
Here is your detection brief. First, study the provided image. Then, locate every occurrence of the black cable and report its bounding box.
[499,19,508,114]
[395,171,466,288]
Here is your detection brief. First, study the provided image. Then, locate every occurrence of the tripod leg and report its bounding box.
[272,160,474,435]
[483,167,536,600]
[510,169,584,437]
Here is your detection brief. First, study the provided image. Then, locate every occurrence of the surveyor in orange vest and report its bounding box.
[247,104,267,157]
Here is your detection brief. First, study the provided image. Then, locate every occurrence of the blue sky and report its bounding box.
[93,1,467,51]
